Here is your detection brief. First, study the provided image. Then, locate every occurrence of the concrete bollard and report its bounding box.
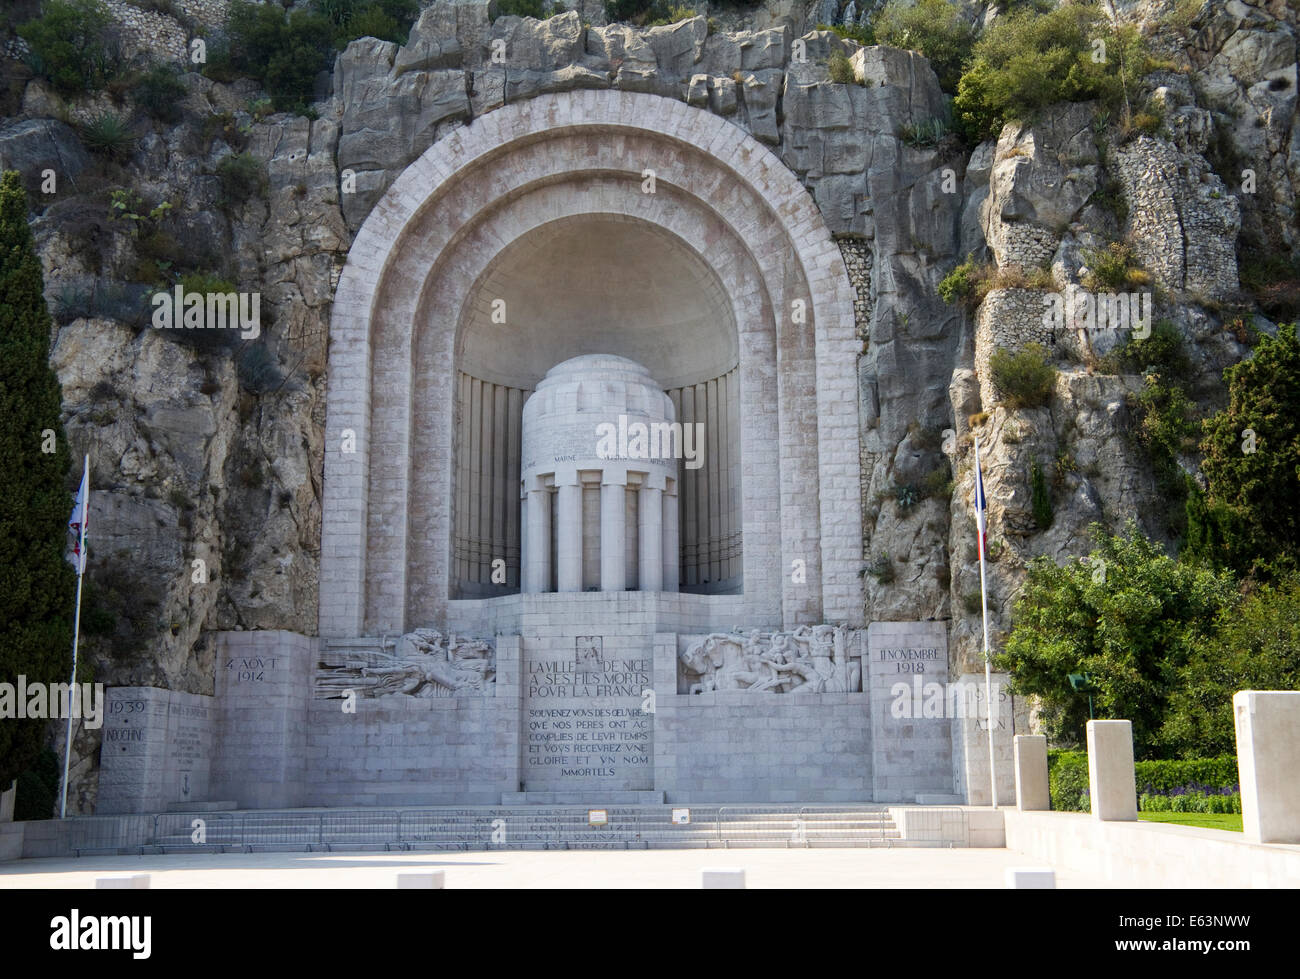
[1234,691,1300,844]
[95,874,151,889]
[1005,867,1055,889]
[396,870,446,889]
[1014,735,1050,811]
[1086,720,1137,821]
[701,867,746,889]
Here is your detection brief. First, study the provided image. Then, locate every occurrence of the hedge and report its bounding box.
[1047,750,1239,812]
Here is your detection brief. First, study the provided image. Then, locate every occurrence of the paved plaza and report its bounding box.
[0,846,1116,889]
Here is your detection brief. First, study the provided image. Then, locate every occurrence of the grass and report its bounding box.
[1137,812,1242,832]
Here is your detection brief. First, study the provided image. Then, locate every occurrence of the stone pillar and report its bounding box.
[523,486,551,593]
[555,479,582,592]
[638,484,663,593]
[1234,691,1300,844]
[662,479,679,592]
[600,476,627,591]
[1086,719,1137,821]
[1014,735,1050,811]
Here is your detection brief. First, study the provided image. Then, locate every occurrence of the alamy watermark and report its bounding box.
[595,415,705,470]
[1043,290,1153,339]
[151,284,261,339]
[0,676,104,729]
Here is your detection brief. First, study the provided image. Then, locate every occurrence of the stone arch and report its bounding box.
[321,90,861,637]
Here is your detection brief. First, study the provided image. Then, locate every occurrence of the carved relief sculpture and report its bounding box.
[678,625,861,694]
[315,629,496,699]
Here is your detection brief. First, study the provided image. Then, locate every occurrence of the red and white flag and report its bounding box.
[67,457,89,575]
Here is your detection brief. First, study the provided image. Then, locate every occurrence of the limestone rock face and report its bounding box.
[0,119,89,199]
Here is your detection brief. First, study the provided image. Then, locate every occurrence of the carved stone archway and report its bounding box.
[320,91,861,637]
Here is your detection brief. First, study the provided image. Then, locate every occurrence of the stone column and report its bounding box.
[556,479,583,592]
[1014,734,1050,811]
[638,484,663,593]
[1234,690,1300,844]
[662,479,679,592]
[1086,719,1137,821]
[600,475,627,591]
[523,485,551,593]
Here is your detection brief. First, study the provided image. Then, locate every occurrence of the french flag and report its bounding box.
[67,457,89,575]
[974,436,988,557]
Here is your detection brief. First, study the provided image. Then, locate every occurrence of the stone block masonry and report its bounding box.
[95,621,986,808]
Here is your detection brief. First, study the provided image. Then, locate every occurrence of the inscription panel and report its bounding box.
[524,636,653,790]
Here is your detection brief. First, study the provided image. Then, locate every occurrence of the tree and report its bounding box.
[0,170,76,789]
[1161,577,1300,758]
[1185,323,1300,580]
[873,0,975,94]
[953,2,1147,139]
[998,521,1237,757]
[17,0,120,97]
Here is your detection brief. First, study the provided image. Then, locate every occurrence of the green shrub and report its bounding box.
[1001,522,1238,755]
[215,152,267,206]
[1238,249,1300,323]
[18,0,122,96]
[1081,241,1151,291]
[989,343,1056,409]
[1047,750,1090,811]
[1184,324,1300,579]
[874,0,974,93]
[493,0,551,19]
[132,63,188,123]
[217,1,336,112]
[938,253,983,305]
[899,116,951,147]
[1162,578,1300,757]
[14,748,60,820]
[238,345,286,395]
[828,53,856,84]
[954,3,1150,139]
[78,111,137,161]
[820,23,875,46]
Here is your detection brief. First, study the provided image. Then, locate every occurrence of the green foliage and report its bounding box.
[1081,241,1150,292]
[78,111,137,162]
[1238,249,1300,323]
[823,23,875,46]
[874,0,974,93]
[215,152,267,207]
[237,345,286,395]
[493,0,551,19]
[1163,580,1300,756]
[898,116,951,147]
[989,343,1056,409]
[827,53,856,84]
[1124,319,1190,380]
[17,0,121,96]
[938,253,982,305]
[1184,324,1300,579]
[894,483,919,510]
[0,172,76,787]
[215,0,337,112]
[1000,522,1238,757]
[953,3,1150,139]
[318,0,419,42]
[14,747,59,821]
[132,63,188,123]
[1047,750,1090,811]
[1030,459,1053,530]
[1139,791,1241,814]
[866,552,895,584]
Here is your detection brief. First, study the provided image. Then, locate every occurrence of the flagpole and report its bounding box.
[974,436,997,809]
[60,455,88,819]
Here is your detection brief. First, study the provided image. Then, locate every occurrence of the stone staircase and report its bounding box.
[142,805,906,852]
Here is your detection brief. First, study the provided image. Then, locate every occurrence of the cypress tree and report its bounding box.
[0,170,75,790]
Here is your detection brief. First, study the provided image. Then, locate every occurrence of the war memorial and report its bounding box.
[1,0,1299,907]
